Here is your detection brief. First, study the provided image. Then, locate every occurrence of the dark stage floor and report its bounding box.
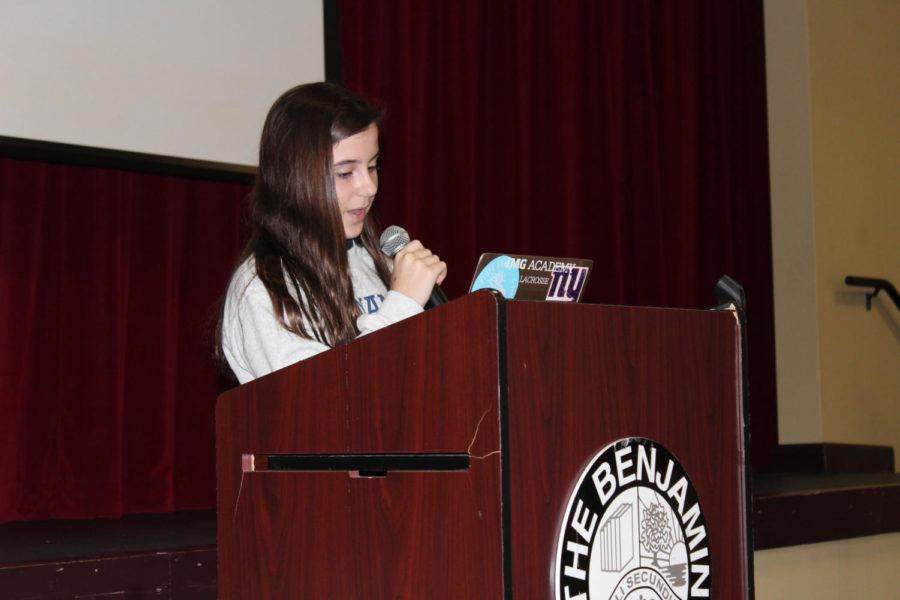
[0,510,216,565]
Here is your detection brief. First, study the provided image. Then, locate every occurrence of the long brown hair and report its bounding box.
[217,83,391,367]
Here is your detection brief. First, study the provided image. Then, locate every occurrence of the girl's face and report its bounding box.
[332,123,380,239]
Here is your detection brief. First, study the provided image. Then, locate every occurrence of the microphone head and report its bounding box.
[380,225,410,257]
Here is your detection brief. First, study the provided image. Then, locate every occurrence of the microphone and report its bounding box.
[380,225,449,308]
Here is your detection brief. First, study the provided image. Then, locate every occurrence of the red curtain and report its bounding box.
[340,0,776,469]
[0,157,248,522]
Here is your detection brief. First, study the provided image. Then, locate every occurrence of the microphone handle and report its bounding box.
[426,284,449,309]
[379,226,447,308]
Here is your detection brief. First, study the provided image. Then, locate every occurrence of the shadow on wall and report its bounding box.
[835,290,900,344]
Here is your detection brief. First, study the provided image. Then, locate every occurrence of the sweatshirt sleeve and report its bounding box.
[222,267,331,384]
[222,250,425,384]
[355,290,423,335]
[349,245,424,336]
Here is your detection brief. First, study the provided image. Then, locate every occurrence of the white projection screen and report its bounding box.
[0,1,325,167]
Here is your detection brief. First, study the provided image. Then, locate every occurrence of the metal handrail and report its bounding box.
[845,276,900,311]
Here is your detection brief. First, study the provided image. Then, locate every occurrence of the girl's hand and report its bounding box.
[389,240,447,306]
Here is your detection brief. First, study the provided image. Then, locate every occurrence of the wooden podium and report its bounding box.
[216,291,751,599]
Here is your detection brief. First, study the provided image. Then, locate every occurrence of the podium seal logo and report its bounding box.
[554,438,711,599]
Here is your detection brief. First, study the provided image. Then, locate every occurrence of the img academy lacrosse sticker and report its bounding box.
[555,438,711,600]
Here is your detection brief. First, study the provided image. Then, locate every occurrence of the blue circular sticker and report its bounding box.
[471,255,520,298]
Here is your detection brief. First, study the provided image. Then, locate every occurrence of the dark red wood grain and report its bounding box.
[504,302,748,599]
[216,292,749,598]
[217,291,504,599]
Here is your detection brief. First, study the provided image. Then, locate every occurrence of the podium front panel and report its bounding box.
[217,293,750,598]
[217,292,506,598]
[503,301,748,600]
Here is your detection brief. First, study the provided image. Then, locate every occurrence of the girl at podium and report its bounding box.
[216,83,446,384]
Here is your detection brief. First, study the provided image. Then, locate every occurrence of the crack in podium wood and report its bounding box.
[468,407,501,460]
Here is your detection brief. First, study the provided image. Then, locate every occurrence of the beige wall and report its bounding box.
[765,0,824,444]
[760,1,899,595]
[766,0,900,464]
[807,0,900,466]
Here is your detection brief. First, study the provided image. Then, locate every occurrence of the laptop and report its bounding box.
[469,253,593,303]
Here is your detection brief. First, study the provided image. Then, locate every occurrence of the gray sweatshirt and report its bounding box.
[222,243,422,384]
